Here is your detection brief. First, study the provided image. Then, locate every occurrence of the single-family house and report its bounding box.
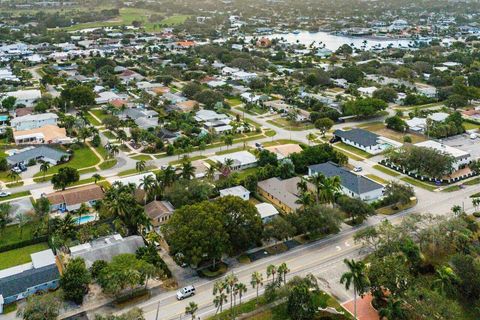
[69,234,145,268]
[308,162,384,201]
[46,184,105,212]
[415,140,471,170]
[211,151,257,171]
[13,125,71,145]
[257,177,306,214]
[219,185,250,201]
[10,112,58,131]
[255,203,279,224]
[121,107,158,128]
[333,128,401,155]
[2,89,41,107]
[7,146,69,166]
[145,200,175,227]
[0,249,60,314]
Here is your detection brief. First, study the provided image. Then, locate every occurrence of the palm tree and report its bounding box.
[250,271,264,303]
[432,265,457,296]
[277,263,290,286]
[181,160,196,180]
[379,298,406,320]
[116,130,127,145]
[224,273,239,314]
[92,173,102,184]
[145,230,161,245]
[107,144,119,159]
[472,197,480,212]
[451,204,462,216]
[136,160,146,172]
[235,282,247,305]
[297,179,308,194]
[161,165,176,187]
[139,174,156,204]
[185,302,198,320]
[340,259,370,320]
[206,164,216,181]
[213,280,228,314]
[308,173,341,205]
[40,162,50,181]
[266,264,277,283]
[76,203,89,225]
[8,170,20,184]
[295,192,313,207]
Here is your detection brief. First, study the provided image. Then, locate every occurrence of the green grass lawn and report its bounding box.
[463,121,480,130]
[0,191,30,202]
[99,159,117,170]
[93,144,110,160]
[373,164,401,177]
[333,142,372,159]
[442,185,462,192]
[0,243,49,270]
[131,154,153,161]
[266,118,315,131]
[85,113,101,126]
[264,130,277,137]
[401,177,437,191]
[366,174,388,185]
[464,177,480,186]
[0,222,39,248]
[33,145,100,177]
[90,109,109,122]
[64,8,190,32]
[102,131,117,140]
[227,98,242,106]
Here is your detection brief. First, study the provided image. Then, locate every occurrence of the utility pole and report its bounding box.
[155,301,160,320]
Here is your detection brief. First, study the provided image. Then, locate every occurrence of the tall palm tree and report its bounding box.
[295,192,313,207]
[308,173,341,205]
[40,162,50,181]
[136,160,146,172]
[161,165,176,187]
[234,282,247,311]
[277,263,290,286]
[250,271,264,303]
[297,179,308,194]
[206,164,217,181]
[107,144,119,159]
[340,259,370,320]
[181,161,196,180]
[224,273,239,314]
[266,264,277,283]
[213,280,228,314]
[185,302,198,320]
[139,174,156,204]
[379,298,406,320]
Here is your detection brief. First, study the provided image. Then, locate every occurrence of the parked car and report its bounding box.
[176,285,196,300]
[329,136,340,144]
[353,166,362,172]
[12,167,22,173]
[0,191,11,197]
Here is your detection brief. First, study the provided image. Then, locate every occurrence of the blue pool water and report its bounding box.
[0,115,9,121]
[75,215,96,224]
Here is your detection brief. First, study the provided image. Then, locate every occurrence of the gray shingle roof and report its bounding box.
[0,264,59,299]
[7,146,68,165]
[334,128,379,147]
[308,162,383,195]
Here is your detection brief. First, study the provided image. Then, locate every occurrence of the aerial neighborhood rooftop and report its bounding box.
[1,0,480,319]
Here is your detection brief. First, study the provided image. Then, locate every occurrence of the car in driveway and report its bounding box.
[353,166,362,172]
[0,191,11,197]
[176,285,196,300]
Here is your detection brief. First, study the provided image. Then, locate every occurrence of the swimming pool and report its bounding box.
[0,115,9,121]
[74,215,96,225]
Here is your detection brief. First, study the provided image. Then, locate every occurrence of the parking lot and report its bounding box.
[440,134,480,159]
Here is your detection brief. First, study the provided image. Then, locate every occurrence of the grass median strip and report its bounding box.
[401,177,437,191]
[372,164,401,177]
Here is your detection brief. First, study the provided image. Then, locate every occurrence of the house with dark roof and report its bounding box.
[0,249,59,314]
[333,128,401,155]
[308,161,384,201]
[7,146,69,166]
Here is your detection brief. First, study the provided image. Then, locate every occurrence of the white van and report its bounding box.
[176,285,196,300]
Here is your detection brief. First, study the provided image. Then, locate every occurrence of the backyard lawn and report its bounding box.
[333,142,372,158]
[227,98,242,106]
[0,243,50,270]
[33,145,100,177]
[0,222,39,248]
